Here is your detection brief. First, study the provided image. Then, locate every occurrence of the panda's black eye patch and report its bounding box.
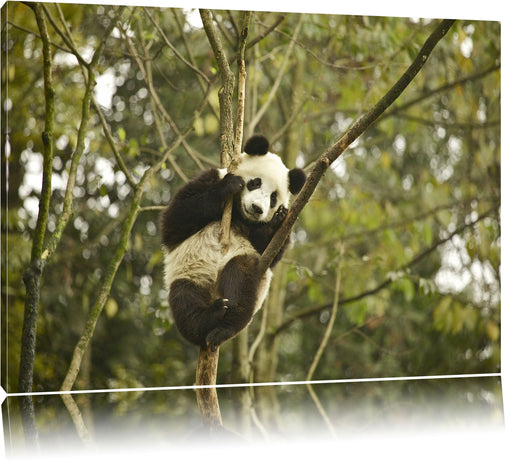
[247,178,262,191]
[270,191,277,208]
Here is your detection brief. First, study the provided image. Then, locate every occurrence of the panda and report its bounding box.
[160,134,306,352]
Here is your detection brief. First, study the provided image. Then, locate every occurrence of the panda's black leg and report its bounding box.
[206,254,260,352]
[169,279,228,347]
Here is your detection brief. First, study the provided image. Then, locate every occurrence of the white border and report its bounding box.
[1,0,509,459]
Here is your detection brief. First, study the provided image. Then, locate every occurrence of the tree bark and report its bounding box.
[195,346,223,429]
[195,10,252,431]
[231,329,252,436]
[18,3,55,449]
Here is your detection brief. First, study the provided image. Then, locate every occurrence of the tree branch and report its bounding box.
[194,9,252,431]
[248,14,286,50]
[143,7,210,83]
[92,98,137,189]
[247,14,303,136]
[219,11,251,251]
[41,7,123,264]
[382,62,500,120]
[257,19,456,277]
[305,246,343,438]
[200,9,235,165]
[60,101,202,394]
[18,2,55,448]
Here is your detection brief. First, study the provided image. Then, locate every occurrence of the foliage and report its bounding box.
[2,2,500,443]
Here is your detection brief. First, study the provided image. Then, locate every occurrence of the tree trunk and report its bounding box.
[252,58,303,428]
[17,3,56,448]
[253,263,287,430]
[231,330,252,437]
[195,346,223,429]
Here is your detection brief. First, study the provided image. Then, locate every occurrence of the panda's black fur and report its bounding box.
[160,135,306,351]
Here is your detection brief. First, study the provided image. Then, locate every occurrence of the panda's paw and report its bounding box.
[270,205,288,228]
[206,338,220,353]
[205,328,225,353]
[212,298,229,319]
[214,298,229,309]
[222,173,245,195]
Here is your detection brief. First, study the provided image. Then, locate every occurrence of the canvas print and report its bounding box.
[0,1,503,459]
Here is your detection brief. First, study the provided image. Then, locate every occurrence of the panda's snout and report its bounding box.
[251,204,263,215]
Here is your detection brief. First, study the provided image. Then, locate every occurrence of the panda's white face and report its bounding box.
[240,174,280,222]
[237,152,291,223]
[224,152,292,223]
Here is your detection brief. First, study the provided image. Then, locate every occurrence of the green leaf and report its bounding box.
[433,296,452,332]
[423,221,433,246]
[400,277,415,302]
[485,320,500,341]
[105,298,118,318]
[346,302,368,326]
[118,127,126,142]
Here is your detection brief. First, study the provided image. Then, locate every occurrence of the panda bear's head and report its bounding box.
[230,135,306,223]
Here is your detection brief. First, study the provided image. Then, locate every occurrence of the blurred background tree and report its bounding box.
[1,2,500,444]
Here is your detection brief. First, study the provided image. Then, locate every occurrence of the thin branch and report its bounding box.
[200,9,235,165]
[219,11,251,251]
[393,113,500,130]
[303,195,495,248]
[170,9,220,124]
[273,204,498,336]
[58,8,206,399]
[27,6,54,263]
[45,5,136,193]
[143,7,210,83]
[45,3,90,67]
[18,2,55,448]
[306,245,344,382]
[257,19,457,277]
[6,19,71,55]
[234,12,251,158]
[269,96,308,145]
[91,98,137,189]
[41,8,123,264]
[61,186,145,392]
[60,121,200,394]
[305,246,343,439]
[382,62,501,120]
[138,205,166,213]
[121,23,186,181]
[247,14,286,49]
[248,14,304,135]
[120,18,206,179]
[61,394,92,444]
[214,10,236,50]
[248,297,269,368]
[299,60,500,141]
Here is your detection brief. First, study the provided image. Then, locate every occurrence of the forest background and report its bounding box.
[1,0,503,452]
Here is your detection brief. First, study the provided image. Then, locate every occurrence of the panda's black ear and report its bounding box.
[288,168,306,195]
[244,134,269,156]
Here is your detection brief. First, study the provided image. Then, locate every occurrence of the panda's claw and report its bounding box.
[222,173,245,194]
[270,205,288,228]
[212,297,230,312]
[207,341,218,353]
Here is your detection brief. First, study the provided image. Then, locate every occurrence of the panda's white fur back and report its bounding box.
[163,221,272,313]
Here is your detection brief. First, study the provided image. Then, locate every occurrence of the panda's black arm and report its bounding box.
[161,168,244,249]
[250,231,290,267]
[249,206,290,267]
